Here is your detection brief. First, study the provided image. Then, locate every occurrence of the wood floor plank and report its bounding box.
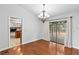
[0,39,78,55]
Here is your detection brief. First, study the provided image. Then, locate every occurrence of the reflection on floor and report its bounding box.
[0,39,79,55]
[10,32,20,47]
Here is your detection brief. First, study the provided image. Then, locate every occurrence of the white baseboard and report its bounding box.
[72,46,79,49]
[22,39,41,45]
[0,47,10,51]
[42,39,50,41]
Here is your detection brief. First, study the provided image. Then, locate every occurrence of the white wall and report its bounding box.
[42,11,79,49]
[1,4,79,51]
[0,4,42,51]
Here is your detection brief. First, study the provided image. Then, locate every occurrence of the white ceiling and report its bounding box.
[19,4,79,17]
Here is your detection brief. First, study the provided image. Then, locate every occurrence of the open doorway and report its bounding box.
[9,17,22,48]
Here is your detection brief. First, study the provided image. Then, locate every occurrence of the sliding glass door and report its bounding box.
[49,20,67,54]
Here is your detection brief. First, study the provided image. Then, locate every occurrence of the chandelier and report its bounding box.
[38,4,50,23]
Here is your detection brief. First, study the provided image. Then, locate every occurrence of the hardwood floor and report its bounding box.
[0,39,79,55]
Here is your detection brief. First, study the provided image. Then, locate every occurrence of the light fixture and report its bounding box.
[38,4,50,23]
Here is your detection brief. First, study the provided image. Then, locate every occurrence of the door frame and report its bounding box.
[8,16,23,48]
[49,16,72,48]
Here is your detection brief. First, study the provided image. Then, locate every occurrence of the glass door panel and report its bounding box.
[49,22,57,54]
[56,21,67,54]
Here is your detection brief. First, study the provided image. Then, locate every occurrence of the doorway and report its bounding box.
[9,17,22,48]
[49,17,72,55]
[49,21,67,44]
[49,20,67,54]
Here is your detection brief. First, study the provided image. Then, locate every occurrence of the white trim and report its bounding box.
[8,16,22,48]
[8,16,10,48]
[0,44,22,51]
[22,39,41,45]
[0,47,10,51]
